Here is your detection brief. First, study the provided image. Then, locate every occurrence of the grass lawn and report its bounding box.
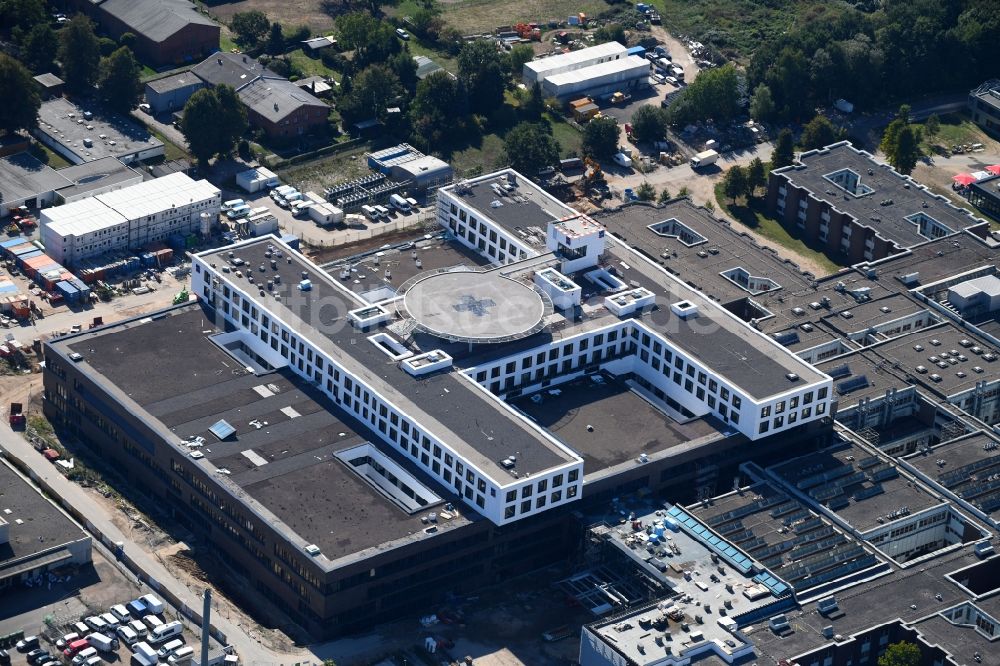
[549,114,582,157]
[914,113,996,154]
[407,40,458,74]
[150,129,190,161]
[277,145,372,192]
[287,48,340,80]
[714,183,844,275]
[28,142,71,169]
[449,133,506,177]
[439,0,607,34]
[219,29,239,54]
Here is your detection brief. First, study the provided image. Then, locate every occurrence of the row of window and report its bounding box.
[205,270,562,521]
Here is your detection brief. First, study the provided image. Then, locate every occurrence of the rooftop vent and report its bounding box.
[304,544,321,556]
[670,300,698,319]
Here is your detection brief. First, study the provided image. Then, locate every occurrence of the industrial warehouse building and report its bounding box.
[767,141,986,263]
[367,144,453,191]
[63,0,219,67]
[0,458,92,592]
[33,98,165,165]
[523,42,649,101]
[44,167,835,637]
[39,172,220,265]
[144,72,206,114]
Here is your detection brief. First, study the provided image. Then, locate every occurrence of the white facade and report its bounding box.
[190,239,584,527]
[40,173,221,264]
[541,55,650,100]
[523,42,628,86]
[236,167,280,193]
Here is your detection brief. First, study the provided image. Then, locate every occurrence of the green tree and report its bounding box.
[880,112,922,175]
[180,86,247,165]
[635,182,655,201]
[521,82,544,121]
[595,24,627,47]
[119,32,137,50]
[657,188,672,204]
[508,44,534,78]
[924,113,940,138]
[502,122,559,177]
[0,0,45,38]
[749,83,775,122]
[335,13,400,68]
[388,50,418,94]
[231,10,270,47]
[0,54,40,135]
[877,641,920,666]
[771,128,795,169]
[630,105,668,143]
[98,47,143,113]
[666,64,741,126]
[338,64,402,125]
[98,37,118,56]
[410,70,467,149]
[746,157,766,198]
[59,15,101,94]
[458,40,505,115]
[800,115,838,150]
[582,116,619,160]
[723,165,748,202]
[20,23,58,73]
[411,8,443,41]
[265,22,285,55]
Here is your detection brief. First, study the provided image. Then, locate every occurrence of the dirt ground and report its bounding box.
[910,144,1000,219]
[206,0,336,33]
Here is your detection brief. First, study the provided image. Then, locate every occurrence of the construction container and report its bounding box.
[57,280,80,303]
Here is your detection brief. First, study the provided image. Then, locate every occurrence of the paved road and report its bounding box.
[0,424,311,665]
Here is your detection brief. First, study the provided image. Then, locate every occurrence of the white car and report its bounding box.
[613,152,633,168]
[665,76,679,86]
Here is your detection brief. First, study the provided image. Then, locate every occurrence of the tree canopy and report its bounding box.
[458,40,505,116]
[582,117,619,160]
[19,22,57,74]
[265,22,285,55]
[630,105,668,143]
[410,70,468,150]
[336,13,400,69]
[723,165,748,202]
[880,106,922,175]
[231,11,270,47]
[180,86,248,165]
[746,157,767,198]
[771,128,795,169]
[877,641,920,666]
[749,83,775,122]
[0,54,40,135]
[337,64,402,125]
[800,115,839,150]
[98,47,143,113]
[666,64,741,126]
[502,122,559,177]
[58,15,101,94]
[594,24,627,47]
[0,0,45,39]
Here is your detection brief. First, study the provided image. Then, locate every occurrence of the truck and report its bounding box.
[140,594,165,613]
[9,402,25,429]
[85,633,118,653]
[131,642,158,666]
[690,149,719,169]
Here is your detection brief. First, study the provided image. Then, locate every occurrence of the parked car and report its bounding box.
[99,612,120,628]
[0,648,9,665]
[62,638,90,658]
[395,28,409,40]
[73,622,91,636]
[110,604,131,622]
[613,152,633,168]
[139,103,152,114]
[84,616,108,632]
[56,633,80,650]
[117,626,138,645]
[665,76,679,86]
[16,637,39,652]
[71,647,98,666]
[156,639,184,660]
[24,649,47,663]
[29,650,52,665]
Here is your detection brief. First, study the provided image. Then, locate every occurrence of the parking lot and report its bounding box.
[3,584,209,666]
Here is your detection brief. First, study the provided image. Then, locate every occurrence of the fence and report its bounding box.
[0,448,228,648]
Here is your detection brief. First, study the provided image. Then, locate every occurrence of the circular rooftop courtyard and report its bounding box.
[401,269,548,343]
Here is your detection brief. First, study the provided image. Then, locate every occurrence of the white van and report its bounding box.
[361,205,377,220]
[389,194,410,213]
[142,615,163,631]
[221,199,245,212]
[140,594,165,615]
[127,620,148,638]
[156,639,184,660]
[71,647,98,665]
[374,205,390,219]
[291,200,312,217]
[167,647,193,665]
[110,605,131,622]
[148,621,183,645]
[86,632,118,652]
[116,626,138,645]
[226,204,251,220]
[84,656,103,666]
[131,641,157,666]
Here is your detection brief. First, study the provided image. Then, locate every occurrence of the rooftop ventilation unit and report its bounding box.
[670,300,698,319]
[304,544,321,556]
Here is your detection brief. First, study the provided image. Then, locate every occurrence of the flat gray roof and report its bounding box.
[905,432,1000,519]
[0,459,88,566]
[146,71,204,94]
[0,151,71,204]
[597,200,819,306]
[35,98,164,162]
[57,306,470,563]
[769,439,944,533]
[201,239,577,479]
[55,156,142,200]
[775,142,983,250]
